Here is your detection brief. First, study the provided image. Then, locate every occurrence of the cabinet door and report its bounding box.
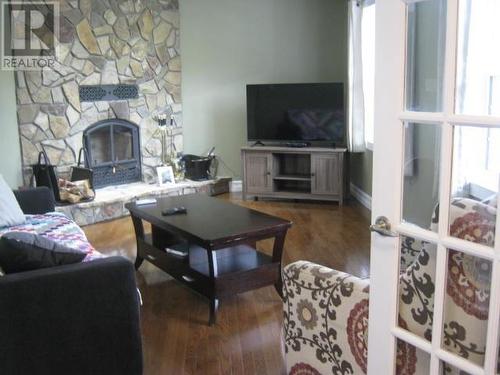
[244,152,272,193]
[311,153,340,195]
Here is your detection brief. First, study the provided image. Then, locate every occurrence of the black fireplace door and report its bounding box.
[83,119,141,188]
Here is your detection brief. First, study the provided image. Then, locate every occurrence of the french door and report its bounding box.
[367,1,500,374]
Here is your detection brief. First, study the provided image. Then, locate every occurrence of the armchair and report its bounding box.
[283,197,496,374]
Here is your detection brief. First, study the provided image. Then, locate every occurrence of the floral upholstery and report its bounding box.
[283,262,370,374]
[283,197,497,374]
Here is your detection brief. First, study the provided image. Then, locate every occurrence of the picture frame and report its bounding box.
[157,165,176,186]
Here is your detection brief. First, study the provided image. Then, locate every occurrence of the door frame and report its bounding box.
[366,1,406,373]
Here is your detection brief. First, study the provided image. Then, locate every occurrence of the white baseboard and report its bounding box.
[230,180,242,192]
[350,183,372,210]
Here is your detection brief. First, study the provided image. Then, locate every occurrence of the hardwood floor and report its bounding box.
[83,193,371,375]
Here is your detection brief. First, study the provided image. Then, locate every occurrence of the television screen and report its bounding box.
[246,83,345,144]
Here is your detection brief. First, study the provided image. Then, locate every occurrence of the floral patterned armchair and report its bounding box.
[283,197,496,374]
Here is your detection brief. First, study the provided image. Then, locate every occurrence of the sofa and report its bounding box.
[0,187,143,374]
[283,197,496,374]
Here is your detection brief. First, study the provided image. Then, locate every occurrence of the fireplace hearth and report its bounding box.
[83,120,141,188]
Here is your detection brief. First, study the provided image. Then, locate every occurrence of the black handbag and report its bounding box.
[71,148,94,190]
[31,150,61,202]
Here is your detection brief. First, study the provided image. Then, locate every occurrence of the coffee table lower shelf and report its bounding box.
[136,235,281,322]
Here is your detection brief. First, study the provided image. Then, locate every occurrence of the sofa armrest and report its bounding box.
[283,261,370,374]
[0,257,143,375]
[14,186,55,214]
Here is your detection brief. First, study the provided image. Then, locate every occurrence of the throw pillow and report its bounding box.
[0,232,86,274]
[0,175,25,228]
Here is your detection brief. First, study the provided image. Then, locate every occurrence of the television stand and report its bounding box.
[283,142,311,148]
[241,146,346,205]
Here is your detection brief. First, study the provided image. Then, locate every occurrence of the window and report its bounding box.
[361,3,375,149]
[456,0,500,116]
[452,126,500,199]
[452,0,500,198]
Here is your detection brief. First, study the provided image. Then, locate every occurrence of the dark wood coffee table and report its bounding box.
[125,194,292,325]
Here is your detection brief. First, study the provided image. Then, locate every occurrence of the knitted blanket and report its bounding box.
[0,212,102,262]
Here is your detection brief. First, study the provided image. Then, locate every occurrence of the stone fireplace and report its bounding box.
[83,119,141,187]
[10,0,232,227]
[15,0,182,185]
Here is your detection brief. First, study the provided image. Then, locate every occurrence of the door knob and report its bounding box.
[370,216,398,237]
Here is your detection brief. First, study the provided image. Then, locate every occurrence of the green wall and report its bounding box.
[402,125,441,228]
[0,70,22,188]
[179,0,348,177]
[350,150,373,196]
[401,1,444,228]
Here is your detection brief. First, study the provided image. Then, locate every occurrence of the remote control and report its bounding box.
[135,198,157,205]
[161,206,187,216]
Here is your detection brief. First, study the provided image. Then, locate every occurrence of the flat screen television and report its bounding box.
[246,83,345,146]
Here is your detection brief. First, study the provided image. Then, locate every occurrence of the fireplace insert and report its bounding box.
[83,119,141,188]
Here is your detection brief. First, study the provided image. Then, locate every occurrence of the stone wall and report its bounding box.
[15,0,182,184]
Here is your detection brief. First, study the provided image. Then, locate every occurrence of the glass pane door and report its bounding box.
[88,127,112,165]
[113,125,134,162]
[392,0,500,374]
[368,0,500,373]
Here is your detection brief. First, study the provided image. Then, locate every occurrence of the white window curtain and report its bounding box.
[348,0,366,152]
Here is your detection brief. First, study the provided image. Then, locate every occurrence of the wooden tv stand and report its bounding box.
[241,146,346,204]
